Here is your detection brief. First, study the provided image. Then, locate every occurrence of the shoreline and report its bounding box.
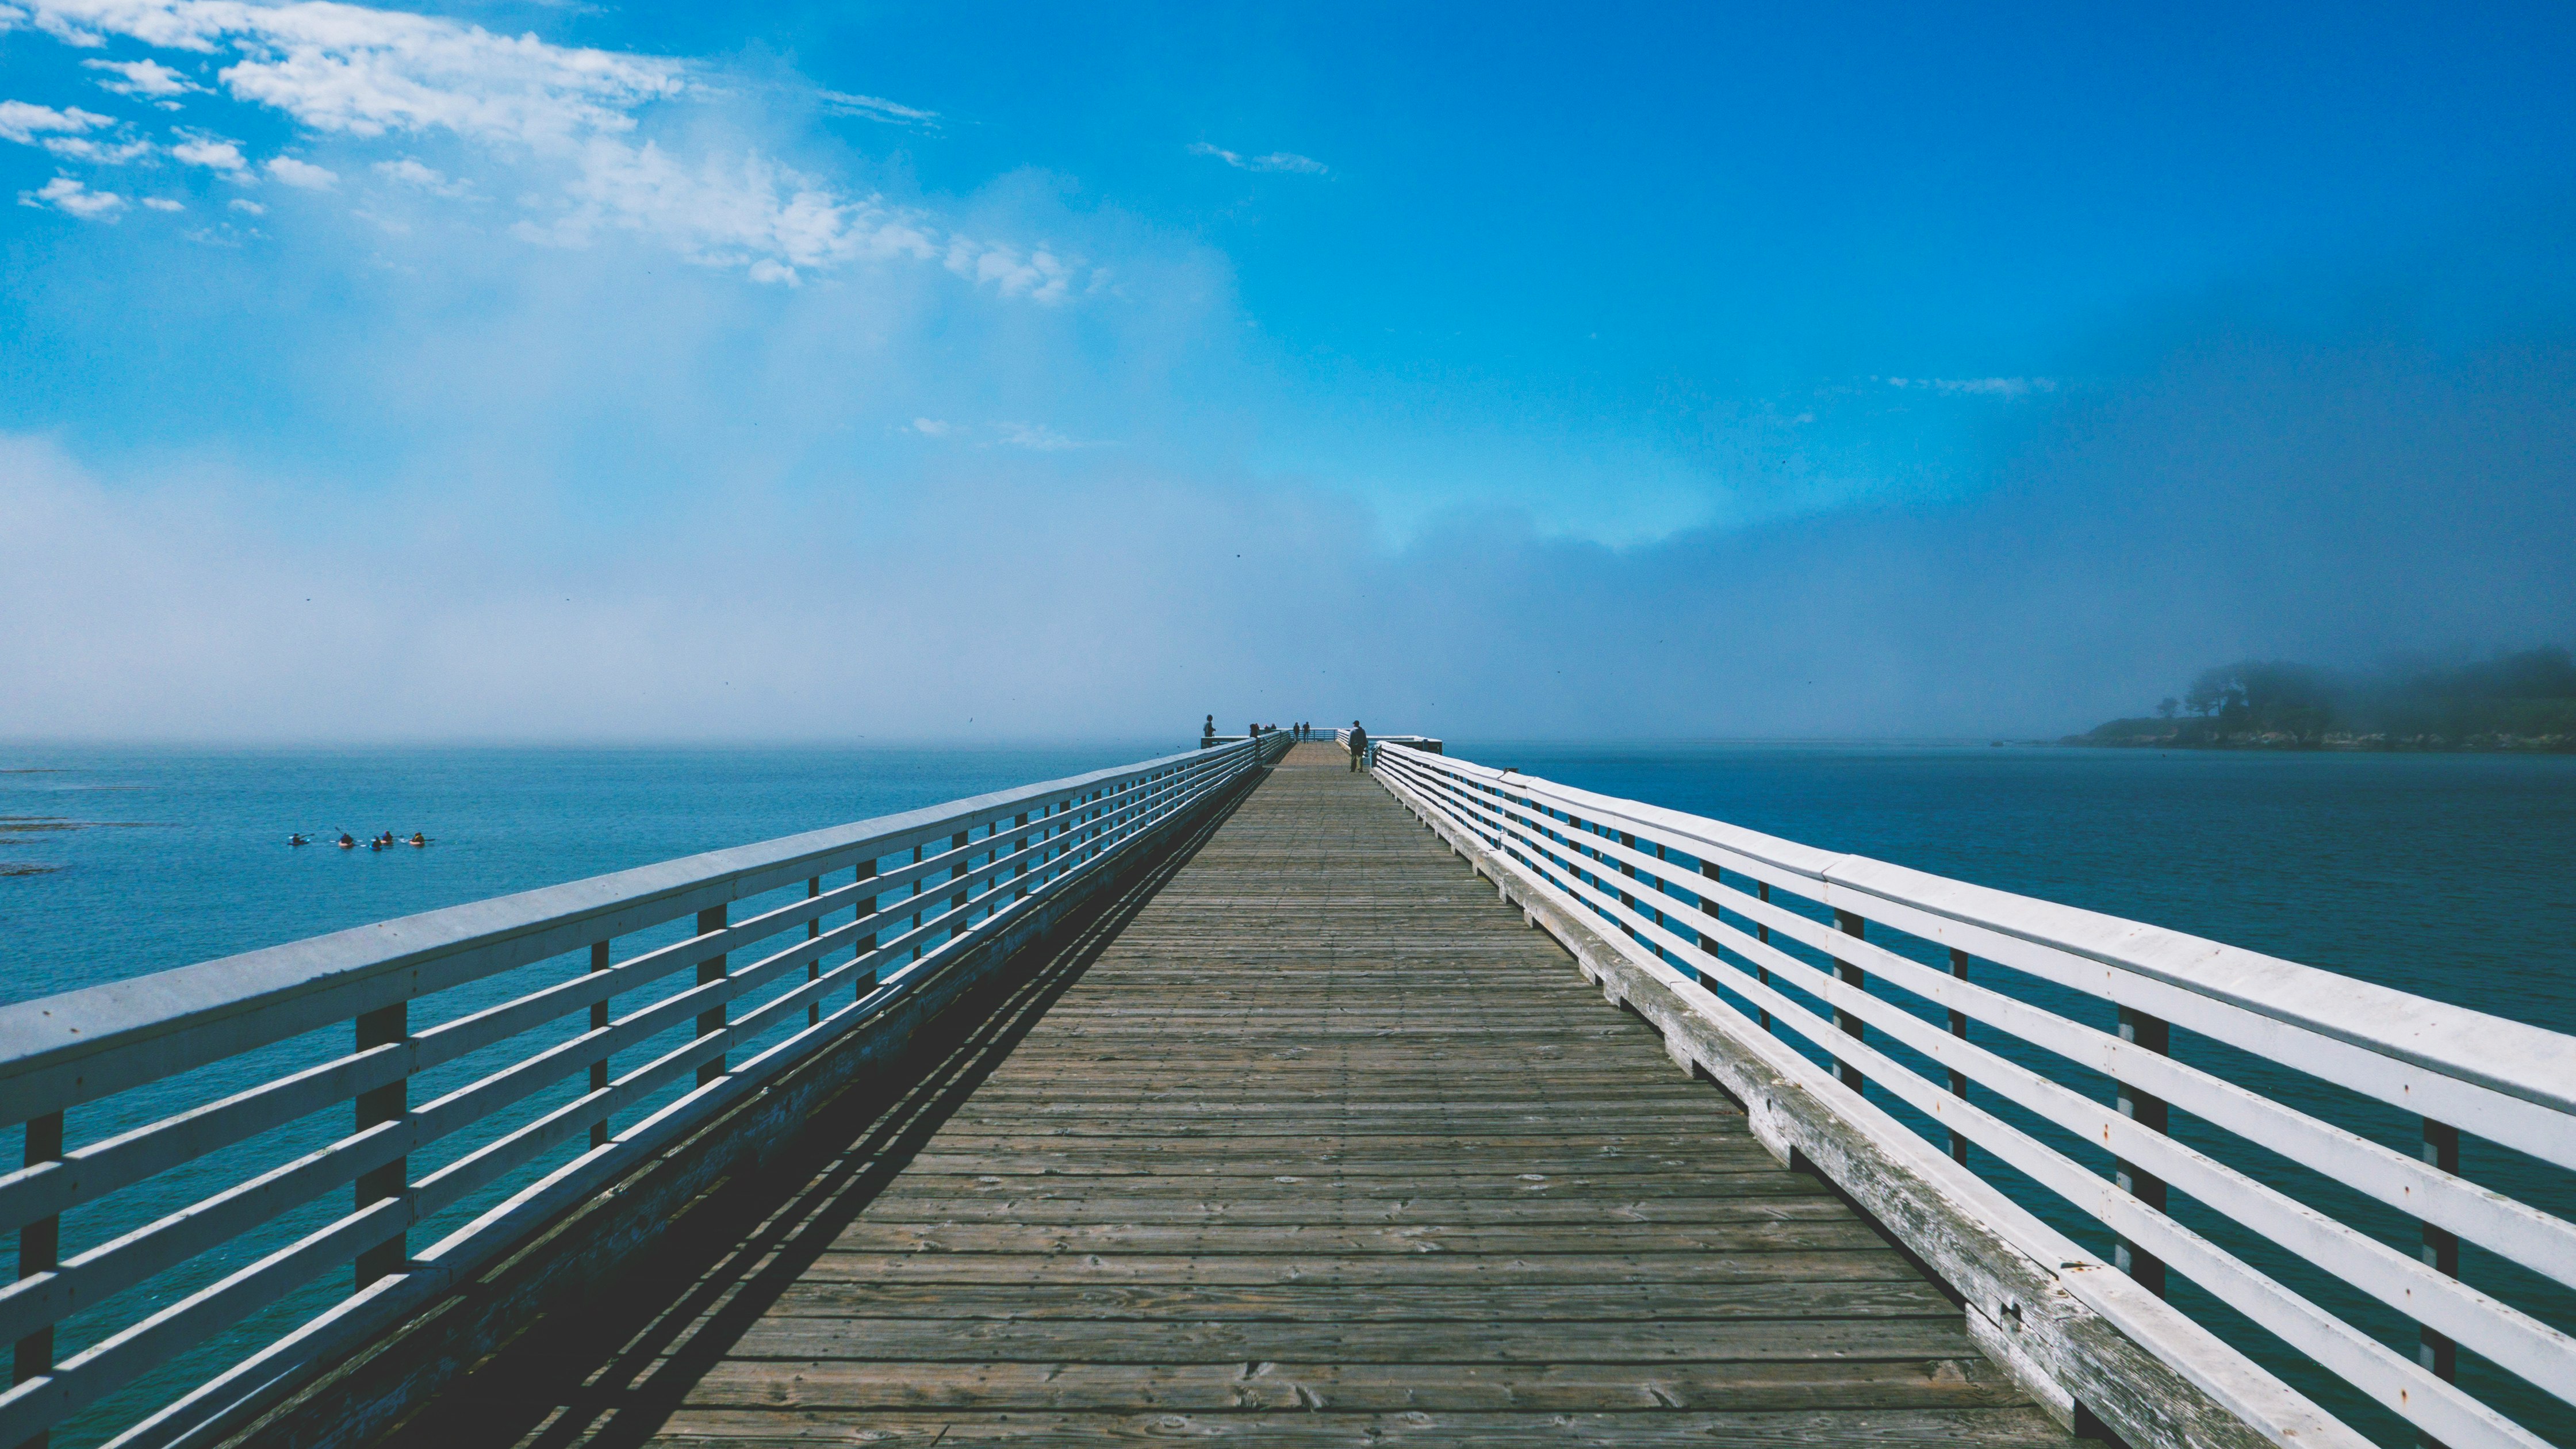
[2063,730,2575,753]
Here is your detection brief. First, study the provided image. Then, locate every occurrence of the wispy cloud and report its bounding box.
[1187,141,1326,175]
[39,131,152,163]
[0,98,112,143]
[264,155,336,189]
[993,421,1107,451]
[907,418,1109,450]
[168,126,247,174]
[141,195,183,210]
[5,0,1093,296]
[17,174,124,219]
[373,155,469,196]
[83,57,198,102]
[819,90,936,129]
[1883,375,2057,397]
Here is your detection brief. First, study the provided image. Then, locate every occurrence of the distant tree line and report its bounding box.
[2079,647,2576,749]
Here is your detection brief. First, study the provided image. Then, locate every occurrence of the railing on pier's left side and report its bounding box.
[0,731,1289,1449]
[1370,741,2576,1449]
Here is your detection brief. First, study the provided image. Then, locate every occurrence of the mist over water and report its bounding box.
[6,205,2573,743]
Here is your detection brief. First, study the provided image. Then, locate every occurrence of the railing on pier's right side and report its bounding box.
[1371,742,2575,1449]
[0,731,1290,1449]
[1332,729,1441,757]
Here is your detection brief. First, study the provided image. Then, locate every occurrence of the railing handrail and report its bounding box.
[1368,739,2576,1449]
[0,741,1252,1126]
[1381,743,2576,1122]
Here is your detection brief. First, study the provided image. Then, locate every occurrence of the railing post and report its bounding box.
[15,1109,62,1447]
[695,904,728,1087]
[1614,832,1639,943]
[855,859,879,997]
[588,940,612,1149]
[353,1002,407,1286]
[1830,910,1866,1093]
[1946,947,1970,1164]
[1695,860,1721,987]
[806,875,823,1026]
[2114,1006,2170,1296]
[910,844,926,961]
[1013,812,1030,899]
[1754,881,1772,1032]
[948,830,971,938]
[2419,1116,2460,1443]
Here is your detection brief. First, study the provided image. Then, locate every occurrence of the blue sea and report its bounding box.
[4,741,2573,1446]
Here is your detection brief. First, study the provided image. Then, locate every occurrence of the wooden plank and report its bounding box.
[746,1279,1957,1320]
[796,1252,1912,1287]
[677,1356,2027,1412]
[846,1198,1854,1225]
[641,1407,2071,1444]
[722,1317,1992,1362]
[826,1222,1889,1254]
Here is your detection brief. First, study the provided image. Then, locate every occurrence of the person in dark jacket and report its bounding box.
[1347,720,1368,772]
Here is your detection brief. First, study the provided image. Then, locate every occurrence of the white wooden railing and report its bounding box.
[0,734,1287,1449]
[1370,742,2575,1449]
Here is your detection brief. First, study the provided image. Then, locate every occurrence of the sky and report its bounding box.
[2,1,2573,741]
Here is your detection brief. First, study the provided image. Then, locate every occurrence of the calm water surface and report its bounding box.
[2,743,1166,1006]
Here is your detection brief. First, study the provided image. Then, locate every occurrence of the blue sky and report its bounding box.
[3,2,2574,739]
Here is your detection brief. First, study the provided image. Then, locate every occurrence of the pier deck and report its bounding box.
[374,741,2066,1446]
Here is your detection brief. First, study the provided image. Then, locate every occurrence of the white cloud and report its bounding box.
[908,417,954,436]
[373,155,466,195]
[818,90,935,128]
[18,174,125,218]
[264,155,336,188]
[0,98,110,143]
[25,0,687,143]
[993,421,1105,451]
[141,194,183,209]
[1187,141,1326,175]
[1884,376,2057,398]
[9,0,1088,298]
[83,56,197,99]
[41,132,152,162]
[941,235,1074,302]
[169,127,246,173]
[226,195,262,213]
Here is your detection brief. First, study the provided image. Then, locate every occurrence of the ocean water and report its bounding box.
[3,741,2573,1444]
[1,743,1170,1008]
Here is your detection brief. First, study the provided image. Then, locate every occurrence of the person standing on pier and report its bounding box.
[1347,720,1368,772]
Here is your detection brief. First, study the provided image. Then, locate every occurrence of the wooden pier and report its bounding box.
[11,732,2566,1449]
[362,742,2065,1445]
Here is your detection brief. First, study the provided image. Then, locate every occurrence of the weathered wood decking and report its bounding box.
[374,741,2065,1446]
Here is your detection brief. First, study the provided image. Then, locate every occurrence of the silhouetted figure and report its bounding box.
[337,833,356,849]
[1202,714,1216,746]
[288,833,309,846]
[408,833,430,847]
[1348,720,1368,772]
